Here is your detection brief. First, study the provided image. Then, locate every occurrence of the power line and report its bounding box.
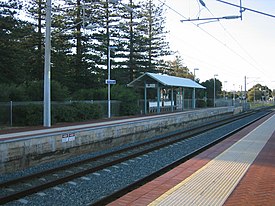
[199,0,271,77]
[158,1,249,64]
[198,1,262,72]
[158,0,270,78]
[216,0,275,19]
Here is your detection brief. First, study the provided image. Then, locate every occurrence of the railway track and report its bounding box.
[0,109,272,205]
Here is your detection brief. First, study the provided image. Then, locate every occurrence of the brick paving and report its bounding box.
[224,130,275,206]
[108,113,274,206]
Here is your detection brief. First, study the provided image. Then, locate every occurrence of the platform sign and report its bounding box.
[105,79,116,85]
[62,133,76,143]
[146,84,156,88]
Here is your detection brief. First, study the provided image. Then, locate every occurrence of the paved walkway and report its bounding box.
[108,113,275,206]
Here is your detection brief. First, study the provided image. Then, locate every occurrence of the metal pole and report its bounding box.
[144,82,147,114]
[214,77,216,107]
[157,83,160,113]
[43,0,52,127]
[193,68,199,80]
[192,88,196,109]
[233,84,236,106]
[171,87,174,112]
[182,88,184,111]
[224,81,227,99]
[108,46,111,118]
[244,76,247,110]
[254,87,256,103]
[214,74,218,107]
[10,101,13,127]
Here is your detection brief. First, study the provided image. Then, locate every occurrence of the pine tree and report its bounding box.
[105,0,140,84]
[50,0,104,92]
[166,56,193,79]
[1,0,174,95]
[135,0,171,75]
[24,0,46,81]
[0,0,37,84]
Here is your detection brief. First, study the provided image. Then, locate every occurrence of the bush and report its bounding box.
[111,85,140,116]
[72,89,94,100]
[72,88,107,100]
[52,102,102,124]
[9,102,102,126]
[196,99,207,108]
[25,80,69,101]
[0,80,69,102]
[13,104,42,126]
[0,84,27,101]
[72,102,102,120]
[25,104,43,125]
[52,104,77,123]
[71,85,139,116]
[207,99,214,107]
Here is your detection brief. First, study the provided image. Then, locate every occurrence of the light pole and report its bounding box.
[223,80,227,99]
[107,46,117,118]
[192,68,199,109]
[233,84,236,106]
[43,0,52,127]
[42,0,133,126]
[214,74,218,107]
[193,68,199,80]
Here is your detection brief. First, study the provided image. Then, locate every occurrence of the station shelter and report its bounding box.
[127,72,206,114]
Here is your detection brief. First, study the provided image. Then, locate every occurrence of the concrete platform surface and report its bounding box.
[108,113,275,206]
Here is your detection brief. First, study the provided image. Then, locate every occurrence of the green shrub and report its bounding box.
[71,85,139,116]
[72,102,102,120]
[93,88,107,100]
[52,104,77,123]
[196,99,207,108]
[25,104,43,125]
[207,99,214,107]
[0,104,10,125]
[111,85,140,116]
[9,102,102,126]
[52,102,102,124]
[72,88,107,100]
[25,80,69,101]
[13,104,42,126]
[0,84,27,101]
[72,89,94,100]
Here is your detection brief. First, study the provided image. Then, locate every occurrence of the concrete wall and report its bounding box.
[0,107,242,173]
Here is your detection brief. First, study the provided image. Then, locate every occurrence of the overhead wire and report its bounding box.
[197,0,269,77]
[159,0,244,77]
[167,31,241,79]
[157,0,271,79]
[216,0,275,19]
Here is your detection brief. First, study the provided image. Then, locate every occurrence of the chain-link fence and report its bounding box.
[0,100,121,128]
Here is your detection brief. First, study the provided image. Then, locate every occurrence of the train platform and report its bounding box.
[0,107,234,141]
[1,107,241,174]
[108,112,275,206]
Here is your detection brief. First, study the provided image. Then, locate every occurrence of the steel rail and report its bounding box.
[90,110,273,205]
[0,109,271,204]
[0,110,254,188]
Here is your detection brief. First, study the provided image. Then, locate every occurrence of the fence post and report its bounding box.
[10,101,13,127]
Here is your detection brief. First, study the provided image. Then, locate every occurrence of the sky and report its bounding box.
[159,0,275,92]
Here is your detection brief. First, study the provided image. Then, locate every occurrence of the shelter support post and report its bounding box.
[182,88,185,111]
[192,88,196,109]
[144,81,147,114]
[171,87,174,112]
[157,83,160,113]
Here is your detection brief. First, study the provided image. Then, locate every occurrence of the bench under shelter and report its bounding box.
[127,72,206,114]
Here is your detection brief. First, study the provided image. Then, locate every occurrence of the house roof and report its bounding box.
[127,72,206,89]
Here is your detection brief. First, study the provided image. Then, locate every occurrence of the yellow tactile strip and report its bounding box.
[149,114,275,206]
